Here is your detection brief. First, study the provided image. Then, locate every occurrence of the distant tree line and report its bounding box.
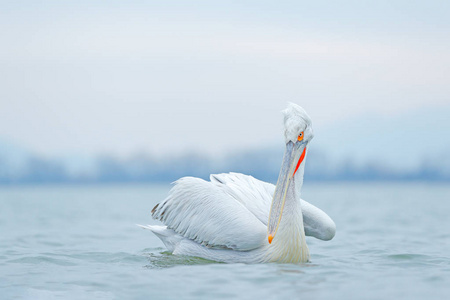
[0,148,448,184]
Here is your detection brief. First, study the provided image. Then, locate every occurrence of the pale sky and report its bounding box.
[1,1,449,157]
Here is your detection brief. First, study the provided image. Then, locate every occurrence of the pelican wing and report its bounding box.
[152,172,335,250]
[151,176,267,251]
[209,172,273,225]
[210,172,336,241]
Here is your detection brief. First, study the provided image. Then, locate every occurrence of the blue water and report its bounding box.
[1,182,449,299]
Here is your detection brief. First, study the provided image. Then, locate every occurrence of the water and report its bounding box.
[1,182,449,299]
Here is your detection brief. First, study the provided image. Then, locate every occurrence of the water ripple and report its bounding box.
[8,255,77,266]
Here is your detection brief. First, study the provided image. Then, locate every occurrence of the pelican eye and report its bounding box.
[297,131,304,141]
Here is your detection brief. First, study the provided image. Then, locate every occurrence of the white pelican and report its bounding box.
[140,103,335,263]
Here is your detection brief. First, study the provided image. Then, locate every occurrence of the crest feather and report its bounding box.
[282,103,312,143]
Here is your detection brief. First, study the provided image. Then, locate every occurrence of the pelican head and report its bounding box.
[267,103,313,245]
[283,103,314,146]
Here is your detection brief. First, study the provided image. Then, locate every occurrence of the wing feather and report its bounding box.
[152,172,335,251]
[210,172,274,225]
[210,172,336,241]
[152,176,267,251]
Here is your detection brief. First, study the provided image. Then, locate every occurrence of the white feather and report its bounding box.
[151,176,267,251]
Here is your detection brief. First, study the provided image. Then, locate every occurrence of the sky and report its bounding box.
[0,0,449,158]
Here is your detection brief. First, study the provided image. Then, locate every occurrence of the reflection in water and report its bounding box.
[142,248,219,269]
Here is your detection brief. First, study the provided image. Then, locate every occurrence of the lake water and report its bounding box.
[1,182,449,299]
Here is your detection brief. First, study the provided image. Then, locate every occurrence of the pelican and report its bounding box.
[140,103,335,263]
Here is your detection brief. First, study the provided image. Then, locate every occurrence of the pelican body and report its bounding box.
[140,103,335,263]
